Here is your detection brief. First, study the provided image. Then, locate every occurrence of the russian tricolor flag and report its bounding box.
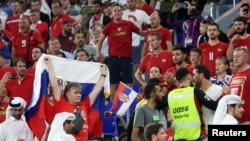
[25,54,110,140]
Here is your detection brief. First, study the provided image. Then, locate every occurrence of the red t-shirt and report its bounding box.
[198,41,228,76]
[12,30,44,63]
[141,3,154,15]
[144,27,172,54]
[53,96,91,141]
[233,35,250,51]
[6,74,34,106]
[0,67,16,79]
[229,68,250,123]
[35,21,49,42]
[51,14,76,38]
[103,20,140,57]
[0,101,8,123]
[166,64,194,90]
[3,15,21,40]
[139,50,174,77]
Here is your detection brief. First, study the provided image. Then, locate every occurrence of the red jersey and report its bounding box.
[103,20,139,57]
[144,27,172,54]
[0,101,8,123]
[166,64,194,76]
[141,3,154,15]
[3,15,21,40]
[0,66,16,79]
[139,50,174,77]
[12,30,44,63]
[6,74,34,106]
[51,14,76,37]
[53,96,91,141]
[34,21,49,42]
[198,41,228,76]
[229,68,250,123]
[166,64,194,90]
[233,35,250,51]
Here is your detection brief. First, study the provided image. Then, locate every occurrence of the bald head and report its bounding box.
[150,11,161,28]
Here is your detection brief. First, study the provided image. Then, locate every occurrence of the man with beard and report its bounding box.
[168,67,220,141]
[132,78,167,141]
[198,23,228,76]
[26,46,45,75]
[192,65,228,132]
[227,16,250,59]
[48,112,76,141]
[88,0,110,31]
[57,20,75,53]
[0,97,34,141]
[72,33,96,60]
[164,45,194,90]
[5,58,34,106]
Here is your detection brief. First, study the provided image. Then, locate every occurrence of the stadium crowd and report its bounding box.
[0,0,249,141]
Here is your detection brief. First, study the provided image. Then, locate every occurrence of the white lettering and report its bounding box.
[212,129,247,136]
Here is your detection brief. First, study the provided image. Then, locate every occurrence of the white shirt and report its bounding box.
[48,112,76,141]
[0,116,34,141]
[122,9,150,46]
[202,84,222,130]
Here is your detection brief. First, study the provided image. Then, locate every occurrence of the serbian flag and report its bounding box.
[25,54,110,140]
[111,82,138,116]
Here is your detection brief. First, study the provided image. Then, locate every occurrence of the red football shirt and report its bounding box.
[103,20,140,57]
[139,50,174,77]
[229,68,250,123]
[51,14,76,37]
[198,41,228,76]
[12,30,44,63]
[6,74,34,106]
[144,27,172,54]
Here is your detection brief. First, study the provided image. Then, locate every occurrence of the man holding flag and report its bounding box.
[44,56,108,141]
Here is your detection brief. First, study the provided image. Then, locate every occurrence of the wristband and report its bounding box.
[101,74,106,78]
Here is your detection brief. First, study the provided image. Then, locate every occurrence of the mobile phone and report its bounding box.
[177,3,186,8]
[9,74,16,79]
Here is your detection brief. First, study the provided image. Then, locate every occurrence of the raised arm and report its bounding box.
[44,57,61,101]
[89,64,108,106]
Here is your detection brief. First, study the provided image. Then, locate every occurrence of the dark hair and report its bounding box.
[52,0,62,7]
[216,56,231,75]
[63,82,82,101]
[13,58,27,67]
[234,16,248,25]
[31,0,41,4]
[144,122,163,141]
[194,64,210,80]
[172,44,186,54]
[144,78,161,99]
[30,9,40,14]
[55,51,66,58]
[190,48,202,56]
[208,22,220,30]
[151,66,162,74]
[149,32,162,40]
[75,49,90,60]
[92,0,103,7]
[34,46,45,54]
[63,120,72,125]
[89,136,105,141]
